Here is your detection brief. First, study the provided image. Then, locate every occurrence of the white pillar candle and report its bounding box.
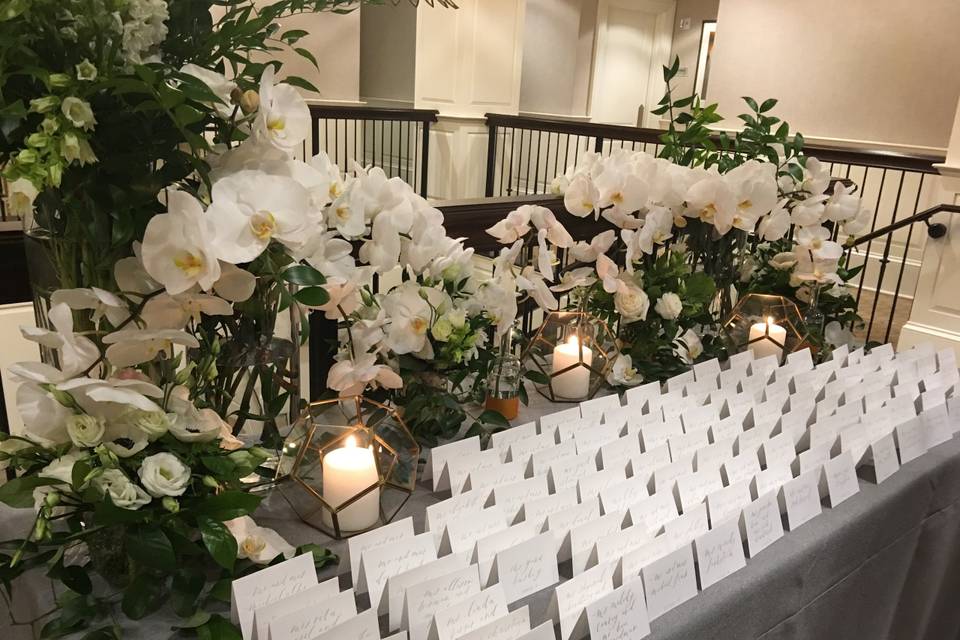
[747,317,787,362]
[552,336,593,399]
[322,435,380,532]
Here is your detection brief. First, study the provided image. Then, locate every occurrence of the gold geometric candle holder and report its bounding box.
[520,310,618,403]
[722,293,809,365]
[278,396,419,539]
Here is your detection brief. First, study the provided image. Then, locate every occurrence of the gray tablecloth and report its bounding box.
[3,398,960,640]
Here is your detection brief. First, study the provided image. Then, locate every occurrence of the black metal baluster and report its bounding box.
[885,173,926,344]
[865,171,905,343]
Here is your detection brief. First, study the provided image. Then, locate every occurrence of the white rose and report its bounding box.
[128,409,172,440]
[138,452,191,497]
[94,469,151,510]
[614,285,649,323]
[61,96,96,130]
[431,316,454,342]
[769,252,798,271]
[654,293,683,320]
[66,414,106,448]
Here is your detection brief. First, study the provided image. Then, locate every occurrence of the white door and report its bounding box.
[590,0,676,128]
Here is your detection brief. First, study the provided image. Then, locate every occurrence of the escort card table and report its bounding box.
[3,392,960,639]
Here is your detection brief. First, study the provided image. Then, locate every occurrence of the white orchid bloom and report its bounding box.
[206,170,312,263]
[327,353,403,396]
[141,292,233,330]
[570,229,615,263]
[594,166,648,218]
[214,262,257,302]
[255,67,311,152]
[114,246,160,297]
[179,64,237,120]
[102,328,200,368]
[20,303,100,377]
[685,174,737,235]
[359,199,414,273]
[725,160,778,231]
[792,249,842,284]
[492,240,523,278]
[380,282,433,355]
[795,226,843,260]
[607,353,643,387]
[9,363,73,445]
[529,206,574,248]
[141,189,221,295]
[674,328,703,364]
[517,266,558,311]
[790,194,828,226]
[634,207,673,256]
[595,254,621,294]
[304,232,356,280]
[550,267,597,293]
[536,229,556,282]
[225,516,296,565]
[823,181,861,223]
[487,206,532,243]
[564,174,600,218]
[51,287,129,327]
[801,157,831,195]
[757,200,791,241]
[308,276,361,320]
[428,241,475,285]
[841,205,873,240]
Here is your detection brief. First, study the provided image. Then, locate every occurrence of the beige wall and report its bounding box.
[359,3,417,105]
[707,0,960,150]
[668,0,719,99]
[519,0,584,115]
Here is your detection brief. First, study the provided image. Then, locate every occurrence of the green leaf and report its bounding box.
[297,544,338,569]
[121,572,168,620]
[0,477,63,508]
[523,370,549,385]
[79,626,121,640]
[759,98,778,113]
[199,518,237,570]
[294,286,330,307]
[281,29,309,43]
[197,615,242,640]
[170,569,205,618]
[294,47,319,69]
[125,528,175,571]
[283,75,320,93]
[282,264,327,286]
[742,96,759,113]
[478,410,510,428]
[93,497,150,526]
[192,490,262,521]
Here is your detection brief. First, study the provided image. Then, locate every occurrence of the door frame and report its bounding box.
[588,0,677,128]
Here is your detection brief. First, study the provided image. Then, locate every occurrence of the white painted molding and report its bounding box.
[898,320,960,353]
[305,99,368,107]
[933,163,960,179]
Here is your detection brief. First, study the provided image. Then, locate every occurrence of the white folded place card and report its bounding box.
[465,460,525,495]
[868,431,900,484]
[625,381,662,411]
[751,464,793,500]
[705,479,752,527]
[549,562,615,640]
[651,458,691,495]
[570,510,626,575]
[821,451,859,508]
[694,438,735,475]
[736,423,774,456]
[741,490,784,558]
[600,476,650,515]
[778,469,822,531]
[457,607,530,640]
[547,499,601,560]
[668,429,710,463]
[252,579,339,640]
[722,451,760,487]
[490,421,538,452]
[517,622,559,640]
[595,523,655,567]
[586,579,651,640]
[312,609,379,640]
[922,404,953,449]
[581,394,624,421]
[511,433,559,469]
[600,434,642,471]
[557,418,593,443]
[628,444,671,480]
[493,532,560,603]
[574,423,623,456]
[640,418,684,452]
[662,502,709,545]
[839,423,870,466]
[674,468,723,514]
[550,452,598,492]
[475,522,539,587]
[638,542,698,620]
[680,404,720,433]
[444,506,508,555]
[364,532,437,612]
[540,407,583,431]
[425,491,487,546]
[694,357,722,382]
[894,417,928,464]
[796,444,832,477]
[448,448,503,495]
[426,436,481,491]
[386,553,470,631]
[522,487,578,530]
[666,370,695,392]
[232,552,317,640]
[347,517,414,590]
[759,433,796,470]
[430,585,508,640]
[694,518,746,591]
[603,406,631,430]
[628,492,679,536]
[492,475,550,523]
[268,589,356,640]
[531,439,578,476]
[403,565,480,640]
[578,468,627,503]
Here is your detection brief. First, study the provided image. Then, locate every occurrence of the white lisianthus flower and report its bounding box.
[614,283,650,323]
[180,63,237,119]
[607,354,643,387]
[8,178,39,217]
[327,353,403,397]
[255,67,311,152]
[125,409,172,440]
[431,315,454,342]
[141,190,221,295]
[654,292,683,320]
[93,469,151,510]
[66,414,106,448]
[138,452,191,498]
[674,328,703,364]
[61,97,96,130]
[225,516,296,565]
[102,328,199,368]
[769,252,798,271]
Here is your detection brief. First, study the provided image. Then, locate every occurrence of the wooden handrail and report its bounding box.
[849,203,960,246]
[309,104,439,122]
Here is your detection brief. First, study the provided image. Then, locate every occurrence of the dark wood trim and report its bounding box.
[309,104,439,123]
[849,203,960,246]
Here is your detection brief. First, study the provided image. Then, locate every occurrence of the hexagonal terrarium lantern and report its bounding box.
[722,293,809,364]
[278,396,419,539]
[521,310,618,402]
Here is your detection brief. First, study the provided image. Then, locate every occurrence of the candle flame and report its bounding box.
[345,435,357,448]
[566,335,580,347]
[766,316,774,326]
